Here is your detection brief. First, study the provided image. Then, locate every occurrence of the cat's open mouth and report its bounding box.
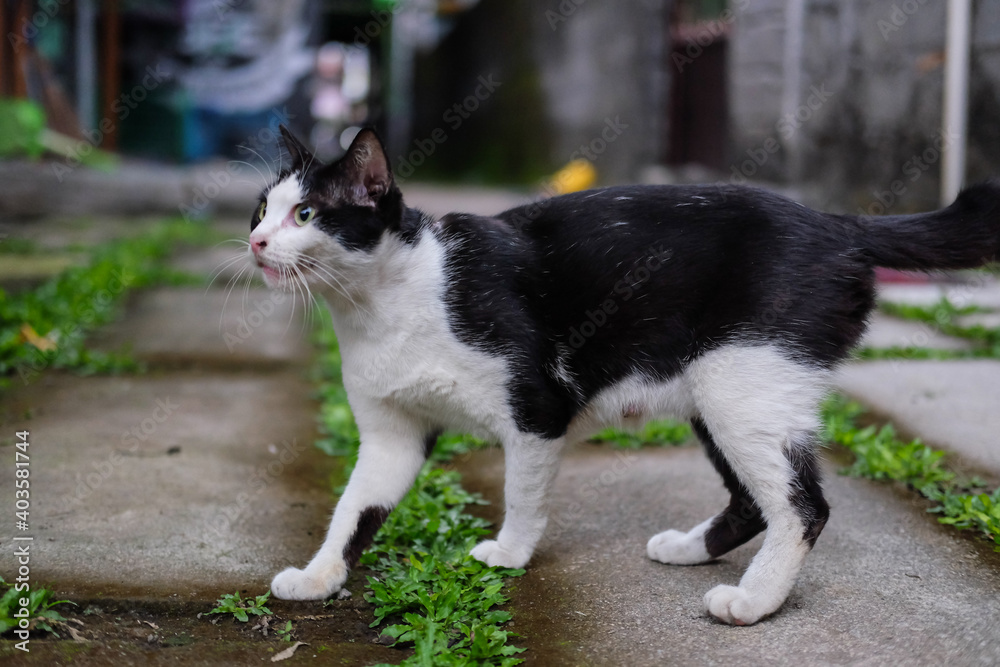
[255,260,285,285]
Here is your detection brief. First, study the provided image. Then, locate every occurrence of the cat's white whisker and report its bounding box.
[237,147,274,185]
[207,252,251,291]
[214,238,252,248]
[289,262,319,334]
[301,261,374,320]
[229,159,270,190]
[219,262,253,334]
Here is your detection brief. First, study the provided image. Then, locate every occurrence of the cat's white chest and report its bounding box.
[337,312,514,438]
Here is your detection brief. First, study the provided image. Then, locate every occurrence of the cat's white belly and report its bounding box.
[567,374,696,442]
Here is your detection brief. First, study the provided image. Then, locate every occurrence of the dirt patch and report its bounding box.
[1,584,407,666]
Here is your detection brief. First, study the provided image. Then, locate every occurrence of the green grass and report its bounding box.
[858,296,1000,359]
[0,578,75,637]
[593,419,692,449]
[205,591,272,623]
[312,318,525,666]
[822,395,1000,551]
[275,619,294,642]
[0,237,42,254]
[0,219,213,386]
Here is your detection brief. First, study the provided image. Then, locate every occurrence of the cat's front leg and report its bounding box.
[271,407,430,600]
[471,435,563,569]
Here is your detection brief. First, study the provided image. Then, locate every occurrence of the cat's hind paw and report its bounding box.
[704,584,777,626]
[470,540,531,569]
[647,529,712,565]
[271,564,346,601]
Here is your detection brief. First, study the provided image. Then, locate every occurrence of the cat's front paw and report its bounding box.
[470,540,532,569]
[647,529,711,565]
[704,584,777,626]
[271,564,346,601]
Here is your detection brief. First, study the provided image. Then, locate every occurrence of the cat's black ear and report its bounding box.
[341,128,393,208]
[279,125,315,172]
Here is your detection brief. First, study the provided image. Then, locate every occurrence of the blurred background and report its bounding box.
[1,0,999,217]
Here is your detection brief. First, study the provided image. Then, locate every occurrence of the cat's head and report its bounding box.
[249,126,404,297]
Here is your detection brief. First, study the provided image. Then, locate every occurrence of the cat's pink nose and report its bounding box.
[250,236,268,255]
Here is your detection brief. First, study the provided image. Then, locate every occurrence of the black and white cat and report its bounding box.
[250,126,999,625]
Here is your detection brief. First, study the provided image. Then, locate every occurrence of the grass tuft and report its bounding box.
[822,394,1000,551]
[0,578,75,637]
[858,296,1000,359]
[0,219,214,385]
[205,591,272,623]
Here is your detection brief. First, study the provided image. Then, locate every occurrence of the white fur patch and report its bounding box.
[567,374,695,442]
[646,520,713,565]
[684,344,829,625]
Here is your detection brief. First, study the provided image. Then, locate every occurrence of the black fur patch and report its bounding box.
[785,438,830,548]
[692,419,768,558]
[433,184,890,438]
[423,430,441,459]
[343,506,391,568]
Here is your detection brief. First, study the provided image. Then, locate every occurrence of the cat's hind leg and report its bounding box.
[684,345,830,625]
[470,434,563,569]
[646,418,766,565]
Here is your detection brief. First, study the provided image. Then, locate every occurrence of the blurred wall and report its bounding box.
[410,0,671,186]
[533,0,671,185]
[729,0,1000,212]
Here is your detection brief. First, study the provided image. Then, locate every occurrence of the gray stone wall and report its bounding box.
[728,0,1000,213]
[532,0,671,184]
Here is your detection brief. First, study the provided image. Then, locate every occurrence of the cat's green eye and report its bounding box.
[257,202,267,220]
[294,204,316,226]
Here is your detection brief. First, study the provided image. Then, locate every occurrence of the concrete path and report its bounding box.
[2,189,999,665]
[841,278,1000,478]
[1,226,329,601]
[455,444,1000,667]
[0,224,404,664]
